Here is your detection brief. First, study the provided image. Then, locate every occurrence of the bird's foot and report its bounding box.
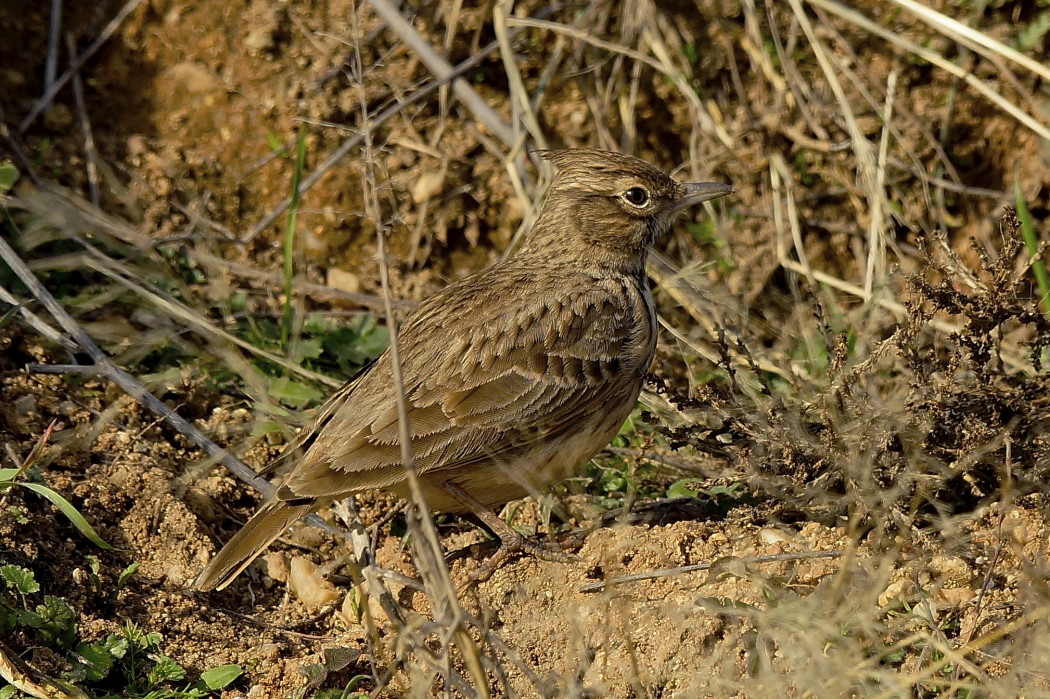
[466,530,581,584]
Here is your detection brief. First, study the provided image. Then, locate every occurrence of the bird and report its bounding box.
[194,148,734,591]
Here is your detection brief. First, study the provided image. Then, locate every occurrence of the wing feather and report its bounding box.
[274,269,645,501]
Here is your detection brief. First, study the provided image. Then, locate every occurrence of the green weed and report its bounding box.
[1014,173,1050,317]
[0,161,19,192]
[0,564,243,697]
[282,125,309,349]
[1,420,112,550]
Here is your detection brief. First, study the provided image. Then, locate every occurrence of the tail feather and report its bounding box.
[194,500,314,591]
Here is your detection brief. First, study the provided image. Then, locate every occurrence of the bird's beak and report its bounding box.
[674,181,736,212]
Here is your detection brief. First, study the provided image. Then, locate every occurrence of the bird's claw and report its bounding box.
[466,531,581,584]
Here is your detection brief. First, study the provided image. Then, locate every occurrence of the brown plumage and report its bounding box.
[194,148,734,591]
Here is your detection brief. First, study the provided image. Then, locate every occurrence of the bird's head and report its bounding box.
[523,149,734,269]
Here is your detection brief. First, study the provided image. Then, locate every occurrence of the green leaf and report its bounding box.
[250,419,288,436]
[0,468,21,480]
[0,161,19,192]
[1014,10,1050,51]
[0,685,19,699]
[36,595,77,648]
[76,640,117,681]
[102,633,129,659]
[297,337,324,360]
[687,220,718,246]
[313,691,343,699]
[17,482,114,549]
[229,290,248,313]
[300,661,328,688]
[322,646,358,672]
[303,312,329,334]
[667,479,702,499]
[681,42,698,64]
[147,654,186,686]
[265,129,284,153]
[6,506,28,524]
[17,608,43,628]
[1,564,40,594]
[267,376,324,409]
[201,663,242,690]
[1014,173,1050,317]
[117,561,140,589]
[0,606,17,634]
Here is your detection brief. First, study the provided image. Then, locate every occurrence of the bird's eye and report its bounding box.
[622,186,650,208]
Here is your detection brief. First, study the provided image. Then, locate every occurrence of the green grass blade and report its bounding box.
[0,301,20,330]
[1014,173,1050,317]
[281,124,309,349]
[18,482,115,549]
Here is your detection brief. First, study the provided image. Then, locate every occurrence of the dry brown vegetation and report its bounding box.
[2,0,1050,697]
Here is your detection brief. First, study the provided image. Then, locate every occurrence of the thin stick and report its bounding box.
[19,0,147,133]
[368,0,513,146]
[493,0,547,151]
[44,0,63,101]
[0,107,42,186]
[0,223,343,542]
[580,550,845,593]
[0,284,78,353]
[66,33,101,207]
[24,364,99,375]
[788,0,882,266]
[353,6,490,694]
[864,70,896,296]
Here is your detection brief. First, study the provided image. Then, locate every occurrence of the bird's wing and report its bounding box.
[277,275,640,500]
[257,359,375,478]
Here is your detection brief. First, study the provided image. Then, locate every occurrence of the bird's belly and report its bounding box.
[396,400,637,513]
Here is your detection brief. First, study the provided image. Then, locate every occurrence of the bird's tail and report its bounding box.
[193,499,314,591]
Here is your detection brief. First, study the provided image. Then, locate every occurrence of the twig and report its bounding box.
[368,0,513,146]
[494,0,547,151]
[66,33,101,207]
[865,69,895,296]
[580,550,845,593]
[19,0,147,133]
[44,0,63,103]
[0,285,78,354]
[788,0,881,262]
[25,364,100,375]
[214,608,335,641]
[352,12,491,695]
[0,638,88,699]
[889,0,1050,84]
[0,106,42,187]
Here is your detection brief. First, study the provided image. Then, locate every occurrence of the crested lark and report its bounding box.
[195,148,734,591]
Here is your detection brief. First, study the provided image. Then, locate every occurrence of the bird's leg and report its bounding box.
[438,482,579,582]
